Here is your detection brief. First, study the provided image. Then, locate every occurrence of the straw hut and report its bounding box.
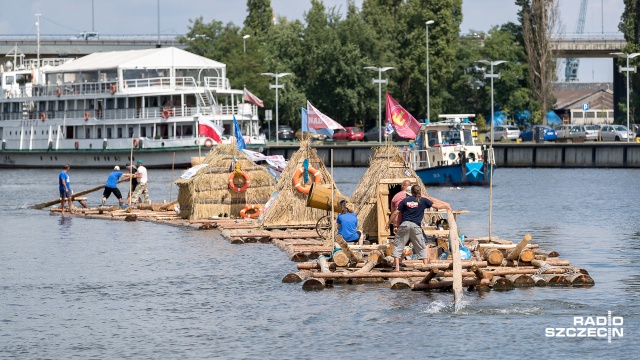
[175,144,275,220]
[350,146,431,243]
[261,139,341,229]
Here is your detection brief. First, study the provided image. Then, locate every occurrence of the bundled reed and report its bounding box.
[261,139,339,228]
[350,145,431,238]
[175,144,275,220]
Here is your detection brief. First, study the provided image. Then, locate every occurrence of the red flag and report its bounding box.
[244,88,264,108]
[385,93,421,139]
[198,118,223,143]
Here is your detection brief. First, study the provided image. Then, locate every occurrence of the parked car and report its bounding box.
[295,129,328,142]
[584,125,600,141]
[485,125,520,142]
[363,126,408,142]
[332,126,364,141]
[69,31,99,40]
[518,125,557,142]
[555,124,586,140]
[276,125,294,140]
[599,124,634,141]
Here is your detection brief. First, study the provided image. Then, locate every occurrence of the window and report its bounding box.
[141,126,147,137]
[117,128,122,138]
[107,128,112,139]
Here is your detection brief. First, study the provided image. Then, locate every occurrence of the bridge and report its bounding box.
[551,33,627,58]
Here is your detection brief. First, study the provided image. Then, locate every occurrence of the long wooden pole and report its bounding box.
[32,182,118,209]
[128,135,134,204]
[447,209,463,312]
[169,151,176,201]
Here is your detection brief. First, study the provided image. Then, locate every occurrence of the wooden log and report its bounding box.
[534,255,547,261]
[505,274,535,287]
[469,264,485,280]
[506,234,532,261]
[490,276,515,290]
[531,275,547,287]
[230,238,245,245]
[335,235,363,264]
[483,248,504,265]
[412,278,490,291]
[567,273,595,286]
[487,268,582,277]
[33,180,127,209]
[478,243,538,250]
[534,249,559,258]
[519,249,535,262]
[310,271,473,279]
[389,278,412,290]
[368,250,386,265]
[282,270,313,283]
[540,274,570,287]
[301,278,325,291]
[269,231,319,239]
[220,230,232,240]
[332,250,349,267]
[286,246,308,262]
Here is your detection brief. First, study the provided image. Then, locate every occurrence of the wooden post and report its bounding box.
[282,270,312,283]
[506,233,532,260]
[483,248,504,265]
[389,278,412,290]
[505,274,535,287]
[302,257,330,291]
[335,235,363,264]
[447,210,463,311]
[490,276,515,290]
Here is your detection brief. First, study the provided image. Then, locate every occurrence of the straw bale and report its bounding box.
[350,145,433,237]
[175,144,276,220]
[261,139,341,228]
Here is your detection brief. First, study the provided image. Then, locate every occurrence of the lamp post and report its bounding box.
[243,34,250,54]
[425,20,434,122]
[261,72,291,145]
[364,66,395,143]
[612,52,640,142]
[477,59,506,240]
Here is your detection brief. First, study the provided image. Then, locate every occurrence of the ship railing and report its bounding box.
[203,77,230,90]
[408,150,432,170]
[218,104,257,116]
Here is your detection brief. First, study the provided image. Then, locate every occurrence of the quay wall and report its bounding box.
[263,143,640,168]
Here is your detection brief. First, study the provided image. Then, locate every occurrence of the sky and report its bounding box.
[0,0,625,82]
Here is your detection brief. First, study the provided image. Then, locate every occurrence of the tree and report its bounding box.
[519,0,558,125]
[244,0,273,36]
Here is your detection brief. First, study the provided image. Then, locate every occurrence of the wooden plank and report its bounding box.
[447,209,463,312]
[376,183,391,245]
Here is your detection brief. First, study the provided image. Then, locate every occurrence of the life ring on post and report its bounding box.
[292,166,322,195]
[228,171,250,193]
[239,204,262,218]
[84,111,90,121]
[133,138,139,148]
[74,141,79,150]
[110,84,117,95]
[204,137,214,147]
[162,109,171,119]
[56,88,61,97]
[40,112,46,122]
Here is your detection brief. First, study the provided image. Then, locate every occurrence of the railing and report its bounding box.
[204,77,230,90]
[551,32,625,40]
[408,150,432,170]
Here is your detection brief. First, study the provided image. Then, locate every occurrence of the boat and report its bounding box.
[0,47,266,168]
[408,114,494,186]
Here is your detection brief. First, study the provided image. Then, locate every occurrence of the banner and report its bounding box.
[233,116,247,150]
[197,118,223,143]
[244,88,264,108]
[306,101,344,134]
[385,93,421,139]
[242,149,287,172]
[302,107,333,138]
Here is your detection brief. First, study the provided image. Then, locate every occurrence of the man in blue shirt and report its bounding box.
[337,199,364,245]
[58,164,72,214]
[387,185,451,272]
[101,166,132,209]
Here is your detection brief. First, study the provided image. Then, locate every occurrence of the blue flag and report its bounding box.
[301,108,316,133]
[233,116,246,150]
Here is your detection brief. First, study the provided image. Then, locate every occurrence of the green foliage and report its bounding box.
[244,0,273,35]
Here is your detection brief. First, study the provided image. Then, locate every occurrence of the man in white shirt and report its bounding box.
[130,159,150,207]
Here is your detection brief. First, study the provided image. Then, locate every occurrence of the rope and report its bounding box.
[234,160,242,175]
[534,264,578,277]
[303,158,309,183]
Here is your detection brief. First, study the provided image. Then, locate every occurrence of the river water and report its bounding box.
[0,167,638,358]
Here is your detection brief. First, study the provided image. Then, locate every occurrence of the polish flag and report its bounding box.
[244,88,264,108]
[198,118,223,143]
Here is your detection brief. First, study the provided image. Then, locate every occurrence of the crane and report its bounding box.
[564,0,588,82]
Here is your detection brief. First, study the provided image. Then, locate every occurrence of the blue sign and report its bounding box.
[582,103,589,111]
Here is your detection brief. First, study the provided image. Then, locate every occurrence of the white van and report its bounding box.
[70,31,99,40]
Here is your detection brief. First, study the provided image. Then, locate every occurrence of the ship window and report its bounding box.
[107,128,112,139]
[5,76,14,85]
[117,98,125,109]
[97,128,102,138]
[117,128,122,138]
[86,128,91,139]
[128,127,134,138]
[141,127,147,137]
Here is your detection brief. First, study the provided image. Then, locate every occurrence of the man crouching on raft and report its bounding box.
[386,184,451,272]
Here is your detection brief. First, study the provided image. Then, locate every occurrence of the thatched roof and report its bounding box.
[175,144,275,220]
[261,139,340,228]
[350,146,431,238]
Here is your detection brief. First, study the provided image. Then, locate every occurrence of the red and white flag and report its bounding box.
[244,88,264,108]
[385,93,421,139]
[306,101,344,131]
[198,118,223,143]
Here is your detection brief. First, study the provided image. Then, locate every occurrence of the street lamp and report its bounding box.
[477,59,506,240]
[243,34,250,53]
[364,66,395,143]
[426,20,434,122]
[611,52,640,142]
[261,72,291,145]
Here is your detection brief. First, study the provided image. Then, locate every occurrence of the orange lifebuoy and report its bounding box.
[292,166,321,195]
[228,171,250,192]
[84,111,90,121]
[56,88,61,97]
[204,137,214,147]
[162,109,171,119]
[40,112,46,122]
[74,141,79,150]
[133,138,139,148]
[239,204,262,218]
[110,84,117,95]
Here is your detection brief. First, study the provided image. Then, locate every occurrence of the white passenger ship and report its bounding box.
[0,47,264,168]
